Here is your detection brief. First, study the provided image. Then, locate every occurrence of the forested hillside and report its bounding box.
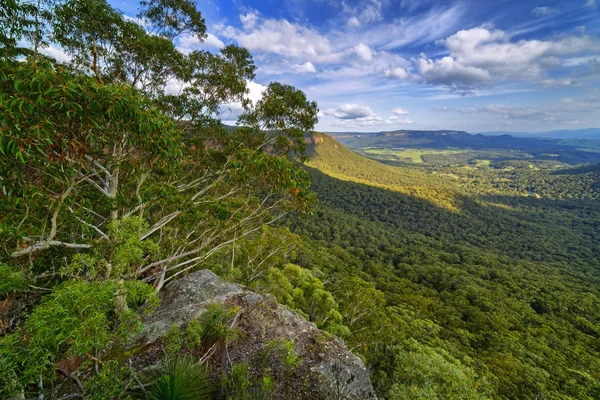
[283,133,600,399]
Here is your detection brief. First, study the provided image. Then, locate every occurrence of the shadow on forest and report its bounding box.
[551,162,600,175]
[304,167,600,276]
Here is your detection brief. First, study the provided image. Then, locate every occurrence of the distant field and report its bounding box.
[362,148,468,164]
[358,147,538,167]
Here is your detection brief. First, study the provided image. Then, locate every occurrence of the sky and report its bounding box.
[110,0,600,133]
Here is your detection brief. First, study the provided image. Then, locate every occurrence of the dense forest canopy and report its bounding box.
[285,134,600,399]
[2,1,600,399]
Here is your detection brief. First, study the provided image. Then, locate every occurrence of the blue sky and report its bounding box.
[111,0,600,133]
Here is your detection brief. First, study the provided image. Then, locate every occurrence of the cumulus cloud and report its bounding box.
[532,7,559,17]
[293,61,317,74]
[441,28,598,78]
[392,107,409,115]
[217,16,342,64]
[40,45,71,63]
[240,13,259,30]
[354,43,373,61]
[384,67,410,79]
[417,54,491,86]
[164,78,190,95]
[324,104,374,119]
[177,33,224,53]
[323,104,414,127]
[220,80,267,122]
[418,27,600,90]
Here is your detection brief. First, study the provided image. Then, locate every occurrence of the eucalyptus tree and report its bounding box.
[0,0,318,396]
[2,0,318,286]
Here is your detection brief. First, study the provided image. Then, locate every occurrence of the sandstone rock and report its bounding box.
[135,269,376,399]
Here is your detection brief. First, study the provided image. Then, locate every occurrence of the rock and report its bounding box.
[134,269,377,399]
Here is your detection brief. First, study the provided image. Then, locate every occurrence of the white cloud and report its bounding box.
[217,16,342,64]
[586,0,596,7]
[323,103,414,127]
[294,61,317,74]
[245,80,267,105]
[441,27,508,53]
[420,27,600,88]
[385,67,410,79]
[347,17,360,27]
[204,33,226,49]
[532,7,559,17]
[442,28,598,77]
[163,78,190,95]
[324,104,374,119]
[177,33,224,53]
[344,0,383,26]
[220,80,267,122]
[541,78,579,87]
[417,54,491,86]
[354,43,373,61]
[240,12,258,30]
[563,55,599,67]
[40,45,70,63]
[392,107,409,115]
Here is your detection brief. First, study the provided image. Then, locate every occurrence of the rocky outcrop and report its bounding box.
[132,270,376,399]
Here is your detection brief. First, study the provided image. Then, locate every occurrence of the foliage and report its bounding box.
[0,0,320,397]
[220,362,274,400]
[146,356,215,400]
[385,340,491,400]
[0,264,27,296]
[197,303,237,347]
[85,359,136,400]
[163,324,185,360]
[251,263,349,337]
[0,279,156,397]
[283,134,600,399]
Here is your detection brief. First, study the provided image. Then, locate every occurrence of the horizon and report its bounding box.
[321,127,600,135]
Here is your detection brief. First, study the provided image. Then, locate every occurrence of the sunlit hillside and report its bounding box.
[306,132,459,209]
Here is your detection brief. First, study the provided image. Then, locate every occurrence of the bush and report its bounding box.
[147,356,214,400]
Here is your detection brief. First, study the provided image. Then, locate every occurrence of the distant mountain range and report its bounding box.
[325,129,600,164]
[326,128,600,141]
[476,128,600,140]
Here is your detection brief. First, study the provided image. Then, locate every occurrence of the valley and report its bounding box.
[281,132,600,399]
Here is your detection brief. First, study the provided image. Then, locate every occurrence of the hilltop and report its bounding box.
[305,132,458,209]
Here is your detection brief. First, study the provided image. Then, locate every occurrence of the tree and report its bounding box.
[0,0,319,397]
